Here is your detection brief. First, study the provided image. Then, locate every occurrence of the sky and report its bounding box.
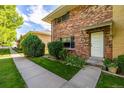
[16,5,58,39]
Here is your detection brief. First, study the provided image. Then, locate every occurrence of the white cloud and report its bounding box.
[17,5,52,30]
[23,22,31,27]
[16,5,59,38]
[16,29,25,39]
[16,7,30,24]
[27,5,51,30]
[21,14,29,21]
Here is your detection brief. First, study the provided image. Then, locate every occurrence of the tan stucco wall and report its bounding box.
[113,6,124,58]
[37,34,51,48]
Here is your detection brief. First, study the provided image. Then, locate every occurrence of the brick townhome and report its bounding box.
[43,5,124,60]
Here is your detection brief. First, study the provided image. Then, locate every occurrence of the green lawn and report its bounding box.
[96,72,124,88]
[29,57,81,80]
[0,49,26,88]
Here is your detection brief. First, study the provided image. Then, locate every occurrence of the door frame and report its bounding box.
[90,31,105,58]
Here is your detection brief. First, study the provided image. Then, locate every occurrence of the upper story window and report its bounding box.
[60,36,75,48]
[55,12,69,24]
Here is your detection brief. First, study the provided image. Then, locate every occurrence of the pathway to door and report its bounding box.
[10,48,101,88]
[10,48,67,88]
[61,66,101,88]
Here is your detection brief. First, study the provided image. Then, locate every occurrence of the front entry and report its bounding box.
[91,32,104,57]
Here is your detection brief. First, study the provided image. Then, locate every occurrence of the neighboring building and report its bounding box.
[42,5,124,59]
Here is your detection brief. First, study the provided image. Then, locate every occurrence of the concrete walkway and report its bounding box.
[10,48,67,88]
[61,66,101,88]
[10,48,101,88]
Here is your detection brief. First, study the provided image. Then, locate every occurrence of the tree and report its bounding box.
[21,33,45,57]
[0,5,23,46]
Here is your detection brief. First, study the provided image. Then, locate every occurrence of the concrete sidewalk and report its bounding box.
[61,66,101,88]
[10,48,67,88]
[10,48,101,88]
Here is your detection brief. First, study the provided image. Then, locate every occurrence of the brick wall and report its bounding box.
[51,5,112,59]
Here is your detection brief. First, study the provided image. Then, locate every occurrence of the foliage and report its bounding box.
[18,31,33,49]
[21,34,45,57]
[111,58,118,67]
[65,55,86,68]
[117,55,124,73]
[103,58,118,68]
[0,5,23,46]
[103,58,112,67]
[118,55,124,63]
[103,58,111,67]
[108,63,118,68]
[29,57,80,80]
[59,48,68,60]
[48,41,63,59]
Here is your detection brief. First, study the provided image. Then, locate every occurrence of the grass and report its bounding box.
[0,49,26,88]
[96,72,124,88]
[29,57,81,80]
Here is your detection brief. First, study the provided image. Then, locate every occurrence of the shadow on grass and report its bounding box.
[0,48,23,55]
[0,48,10,55]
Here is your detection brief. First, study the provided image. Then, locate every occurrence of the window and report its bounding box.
[61,12,69,21]
[55,12,69,24]
[60,36,75,48]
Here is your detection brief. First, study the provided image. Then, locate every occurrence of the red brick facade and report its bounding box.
[51,5,112,59]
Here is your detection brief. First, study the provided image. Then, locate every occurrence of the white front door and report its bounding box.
[91,32,104,57]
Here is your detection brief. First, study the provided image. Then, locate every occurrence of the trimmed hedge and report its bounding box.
[48,41,63,59]
[21,33,45,57]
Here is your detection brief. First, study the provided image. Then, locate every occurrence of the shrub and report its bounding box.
[59,48,68,60]
[65,55,86,68]
[111,58,118,67]
[118,55,124,73]
[21,33,45,57]
[103,58,112,67]
[103,58,118,72]
[48,41,63,59]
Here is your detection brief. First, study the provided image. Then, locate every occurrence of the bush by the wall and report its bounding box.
[59,48,68,60]
[48,41,63,59]
[21,33,45,57]
[118,55,124,73]
[65,55,86,68]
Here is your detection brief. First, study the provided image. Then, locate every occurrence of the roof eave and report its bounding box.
[42,5,78,23]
